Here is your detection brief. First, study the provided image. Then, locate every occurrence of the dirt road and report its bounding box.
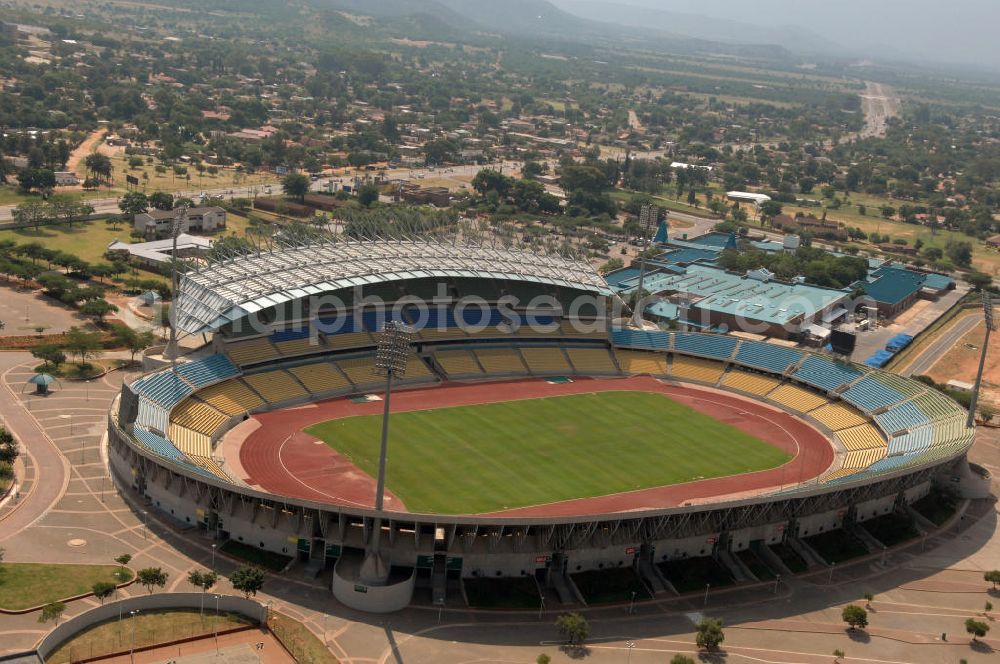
[859,80,900,139]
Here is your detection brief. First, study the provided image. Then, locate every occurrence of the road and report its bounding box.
[901,312,983,377]
[858,81,901,139]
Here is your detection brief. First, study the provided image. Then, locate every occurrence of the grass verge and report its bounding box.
[270,611,340,664]
[0,563,125,611]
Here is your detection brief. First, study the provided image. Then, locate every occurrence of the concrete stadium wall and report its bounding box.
[729,522,787,552]
[332,562,415,613]
[34,593,265,660]
[795,508,844,538]
[854,494,898,523]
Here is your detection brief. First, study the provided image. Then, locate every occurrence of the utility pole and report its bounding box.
[633,203,659,327]
[163,204,188,366]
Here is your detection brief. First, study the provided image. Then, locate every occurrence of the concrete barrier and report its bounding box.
[34,593,266,661]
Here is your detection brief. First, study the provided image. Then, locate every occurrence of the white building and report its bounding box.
[133,206,227,239]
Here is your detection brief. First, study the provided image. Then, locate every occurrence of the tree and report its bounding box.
[188,570,218,614]
[114,553,132,581]
[670,656,695,664]
[695,617,725,650]
[946,240,973,268]
[31,344,66,370]
[842,605,868,630]
[110,324,154,363]
[92,581,116,604]
[39,601,65,625]
[282,173,310,202]
[230,566,266,598]
[148,191,174,211]
[966,272,991,291]
[555,612,589,646]
[965,618,989,641]
[12,200,51,232]
[64,327,102,368]
[357,183,380,208]
[536,655,551,664]
[79,299,118,325]
[863,592,874,609]
[84,153,112,184]
[833,649,845,662]
[17,168,55,194]
[599,258,624,275]
[119,191,148,220]
[985,570,1000,589]
[137,567,168,594]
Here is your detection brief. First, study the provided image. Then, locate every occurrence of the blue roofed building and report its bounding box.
[854,265,955,317]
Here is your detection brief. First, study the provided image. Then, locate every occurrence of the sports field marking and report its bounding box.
[305,391,791,514]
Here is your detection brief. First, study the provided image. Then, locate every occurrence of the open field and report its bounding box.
[45,609,255,664]
[926,318,1000,406]
[0,563,124,610]
[305,391,790,514]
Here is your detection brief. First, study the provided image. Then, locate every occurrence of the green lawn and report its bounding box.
[0,563,125,610]
[306,391,791,514]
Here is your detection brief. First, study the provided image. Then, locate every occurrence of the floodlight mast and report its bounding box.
[163,204,188,366]
[966,291,996,428]
[360,321,413,585]
[633,204,658,327]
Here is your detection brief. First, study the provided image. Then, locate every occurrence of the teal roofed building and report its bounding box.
[854,265,955,317]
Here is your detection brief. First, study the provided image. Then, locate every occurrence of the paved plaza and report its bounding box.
[1,349,998,663]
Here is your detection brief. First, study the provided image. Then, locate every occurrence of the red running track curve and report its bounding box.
[234,376,834,518]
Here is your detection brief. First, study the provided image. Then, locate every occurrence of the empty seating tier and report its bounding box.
[842,447,887,469]
[288,362,353,395]
[913,391,959,421]
[874,401,929,434]
[225,338,281,366]
[670,356,725,384]
[809,403,867,431]
[196,380,264,416]
[793,356,862,392]
[169,424,213,458]
[871,372,925,398]
[673,332,739,360]
[275,337,325,357]
[323,330,374,350]
[521,347,573,375]
[133,427,187,464]
[334,356,384,392]
[132,371,193,408]
[721,370,780,396]
[187,455,230,481]
[402,352,435,380]
[615,350,668,376]
[171,399,229,437]
[434,350,484,377]
[475,348,529,375]
[768,384,829,413]
[837,424,885,451]
[734,341,803,374]
[242,370,308,404]
[887,427,934,455]
[174,354,239,388]
[610,329,670,351]
[560,320,607,338]
[565,348,619,375]
[841,376,905,413]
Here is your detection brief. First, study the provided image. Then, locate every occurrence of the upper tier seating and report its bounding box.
[242,370,308,404]
[887,427,934,455]
[841,376,905,413]
[871,372,925,398]
[168,423,212,457]
[133,426,188,464]
[673,333,738,360]
[520,347,572,375]
[174,354,239,388]
[913,391,959,421]
[734,341,803,374]
[615,350,668,376]
[132,371,193,408]
[560,319,607,338]
[565,348,619,375]
[225,337,281,366]
[809,403,867,431]
[288,362,353,395]
[610,329,670,351]
[670,356,725,384]
[434,349,484,377]
[874,401,930,434]
[196,380,264,416]
[793,356,862,392]
[768,384,828,413]
[721,370,780,396]
[475,348,529,375]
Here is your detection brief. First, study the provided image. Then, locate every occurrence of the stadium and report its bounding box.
[107,237,977,613]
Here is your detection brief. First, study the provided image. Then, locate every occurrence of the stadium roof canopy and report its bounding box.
[174,240,612,334]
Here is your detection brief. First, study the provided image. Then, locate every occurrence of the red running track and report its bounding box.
[235,376,834,518]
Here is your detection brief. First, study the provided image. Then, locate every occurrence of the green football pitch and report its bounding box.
[305,391,791,514]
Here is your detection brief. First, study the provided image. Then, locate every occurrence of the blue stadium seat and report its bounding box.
[174,354,240,388]
[611,329,670,350]
[672,333,738,360]
[887,427,933,455]
[133,427,187,463]
[793,356,861,392]
[841,376,905,413]
[875,401,930,434]
[459,307,504,328]
[132,371,193,408]
[270,328,310,343]
[734,341,803,374]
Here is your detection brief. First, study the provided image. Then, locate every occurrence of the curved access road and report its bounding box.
[901,313,983,377]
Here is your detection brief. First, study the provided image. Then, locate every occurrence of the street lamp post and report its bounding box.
[163,205,188,365]
[626,640,636,664]
[214,595,221,653]
[360,321,413,585]
[703,583,710,607]
[211,543,217,571]
[967,291,996,428]
[129,610,139,664]
[773,573,781,594]
[628,590,637,615]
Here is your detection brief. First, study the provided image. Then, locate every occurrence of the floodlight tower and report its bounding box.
[966,291,996,429]
[163,204,188,365]
[360,320,413,585]
[633,203,658,327]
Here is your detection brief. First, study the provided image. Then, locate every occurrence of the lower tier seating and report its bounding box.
[565,348,619,375]
[225,337,280,366]
[615,350,668,376]
[842,447,886,469]
[171,399,229,437]
[721,370,779,396]
[809,403,868,431]
[520,347,572,375]
[196,380,265,416]
[836,424,885,451]
[768,384,828,413]
[434,349,484,377]
[670,356,725,384]
[288,362,353,395]
[168,423,212,458]
[242,370,308,404]
[475,348,529,375]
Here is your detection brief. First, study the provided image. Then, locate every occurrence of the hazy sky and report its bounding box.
[566,0,1000,69]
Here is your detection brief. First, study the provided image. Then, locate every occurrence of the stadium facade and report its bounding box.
[107,239,978,612]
